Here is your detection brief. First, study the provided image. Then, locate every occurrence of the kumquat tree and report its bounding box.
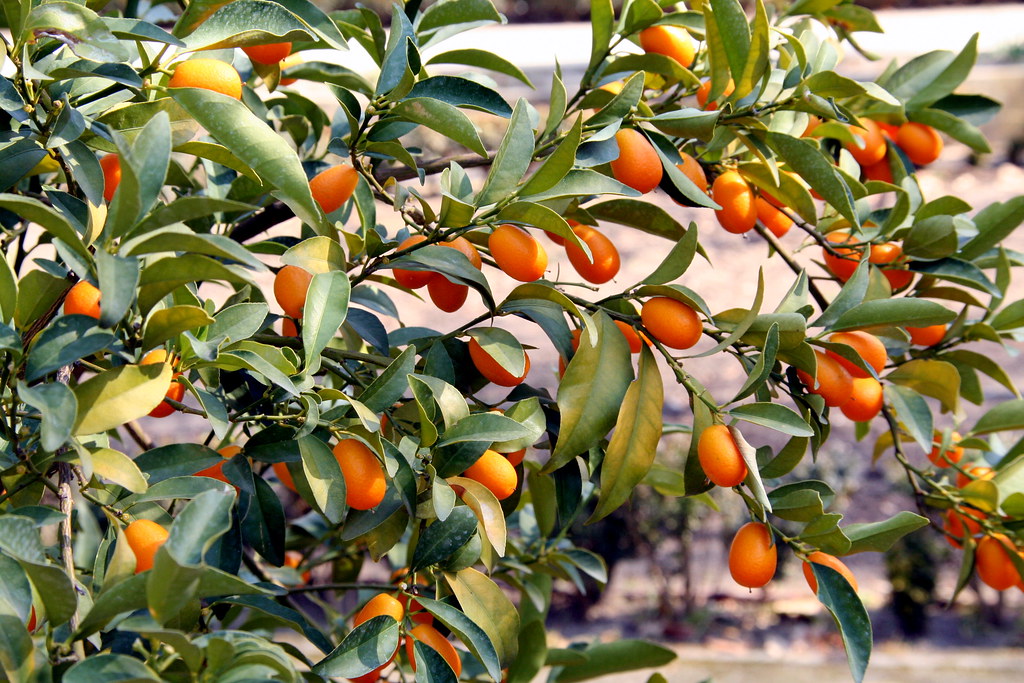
[2,0,1024,681]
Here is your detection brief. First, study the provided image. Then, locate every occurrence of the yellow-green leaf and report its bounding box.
[73,364,172,435]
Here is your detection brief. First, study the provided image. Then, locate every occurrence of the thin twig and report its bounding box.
[752,223,830,311]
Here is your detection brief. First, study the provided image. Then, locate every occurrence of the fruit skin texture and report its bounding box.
[827,330,887,378]
[353,593,405,627]
[64,281,101,319]
[840,377,883,422]
[168,59,242,99]
[713,171,757,234]
[927,431,963,467]
[755,197,792,237]
[609,129,663,194]
[896,122,943,165]
[697,425,748,488]
[243,42,292,65]
[468,338,530,387]
[976,535,1019,591]
[797,350,854,408]
[489,224,548,282]
[393,235,433,289]
[124,519,169,573]
[310,164,359,214]
[802,551,859,593]
[641,297,702,350]
[729,522,777,589]
[405,623,463,676]
[427,276,469,312]
[638,25,695,68]
[334,439,387,510]
[100,154,121,202]
[195,445,241,482]
[140,349,184,418]
[274,265,313,319]
[907,323,946,347]
[462,449,518,500]
[565,225,620,284]
[273,462,297,492]
[676,152,708,193]
[504,448,526,467]
[844,119,887,166]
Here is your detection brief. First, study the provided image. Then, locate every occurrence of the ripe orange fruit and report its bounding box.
[609,129,663,194]
[803,116,823,137]
[488,224,548,282]
[640,297,702,350]
[243,42,292,65]
[274,265,313,319]
[876,121,900,139]
[565,224,620,284]
[676,152,708,193]
[728,522,777,589]
[283,550,311,583]
[427,277,469,312]
[195,445,240,482]
[613,320,645,354]
[468,338,530,387]
[797,350,855,408]
[100,154,121,202]
[124,519,169,573]
[695,78,735,110]
[442,235,483,270]
[844,119,887,166]
[976,535,1018,590]
[697,424,748,488]
[957,464,994,489]
[27,606,36,632]
[64,280,101,319]
[273,461,297,492]
[802,551,859,593]
[822,231,862,282]
[334,439,387,510]
[713,171,757,234]
[168,58,242,99]
[638,25,695,68]
[349,665,387,683]
[393,235,433,289]
[827,330,887,378]
[943,507,985,549]
[310,164,359,214]
[927,431,963,468]
[869,242,903,266]
[755,197,793,238]
[840,377,883,422]
[883,268,914,291]
[281,318,299,337]
[278,54,303,85]
[462,449,517,500]
[907,323,946,347]
[353,593,405,627]
[140,349,185,418]
[405,623,462,676]
[862,157,894,184]
[504,448,526,467]
[896,122,943,166]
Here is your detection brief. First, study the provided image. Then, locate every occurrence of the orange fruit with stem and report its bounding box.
[168,58,243,99]
[393,235,433,289]
[462,449,518,500]
[310,164,359,214]
[442,235,483,269]
[488,224,547,282]
[638,25,695,68]
[883,268,914,291]
[755,197,793,238]
[906,323,946,347]
[896,122,943,166]
[697,424,748,487]
[822,231,862,282]
[613,320,645,354]
[827,330,887,378]
[696,78,734,110]
[797,350,854,408]
[195,445,241,482]
[100,154,121,202]
[427,277,469,312]
[927,431,963,467]
[840,377,883,422]
[640,297,702,350]
[609,129,663,194]
[713,171,757,234]
[353,593,405,627]
[274,265,313,319]
[943,507,985,549]
[334,439,387,510]
[124,519,169,573]
[976,535,1019,590]
[243,42,292,65]
[565,224,620,284]
[468,338,530,387]
[844,119,887,166]
[140,349,185,418]
[64,281,101,319]
[729,522,777,589]
[802,551,859,593]
[957,464,994,489]
[862,157,894,184]
[405,623,462,676]
[676,152,708,194]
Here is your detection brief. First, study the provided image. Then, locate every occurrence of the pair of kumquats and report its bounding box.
[727,521,859,594]
[796,330,887,422]
[821,231,915,291]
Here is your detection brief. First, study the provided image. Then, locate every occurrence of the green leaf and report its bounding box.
[137,254,253,313]
[552,639,676,682]
[589,346,663,523]
[25,316,115,382]
[164,489,235,565]
[141,306,215,352]
[519,115,582,197]
[417,596,503,681]
[445,567,520,668]
[906,35,978,110]
[73,363,172,435]
[971,399,1024,436]
[959,196,1024,260]
[884,385,933,452]
[729,402,814,437]
[64,654,160,683]
[181,0,314,51]
[25,1,128,62]
[588,0,615,74]
[96,250,139,328]
[411,506,478,570]
[764,132,857,226]
[437,413,533,448]
[731,323,780,403]
[830,299,955,332]
[89,447,148,493]
[704,0,750,93]
[0,253,16,324]
[545,313,633,473]
[407,75,513,118]
[844,511,930,554]
[389,98,487,157]
[911,107,990,154]
[811,565,872,682]
[886,359,960,414]
[641,221,699,285]
[426,48,533,87]
[125,227,266,271]
[0,194,90,261]
[648,108,720,142]
[467,327,526,376]
[312,615,401,678]
[587,199,708,243]
[293,436,347,524]
[172,88,328,234]
[301,271,351,374]
[358,346,416,413]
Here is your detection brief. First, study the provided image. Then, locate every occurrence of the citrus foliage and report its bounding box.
[1,0,1023,682]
